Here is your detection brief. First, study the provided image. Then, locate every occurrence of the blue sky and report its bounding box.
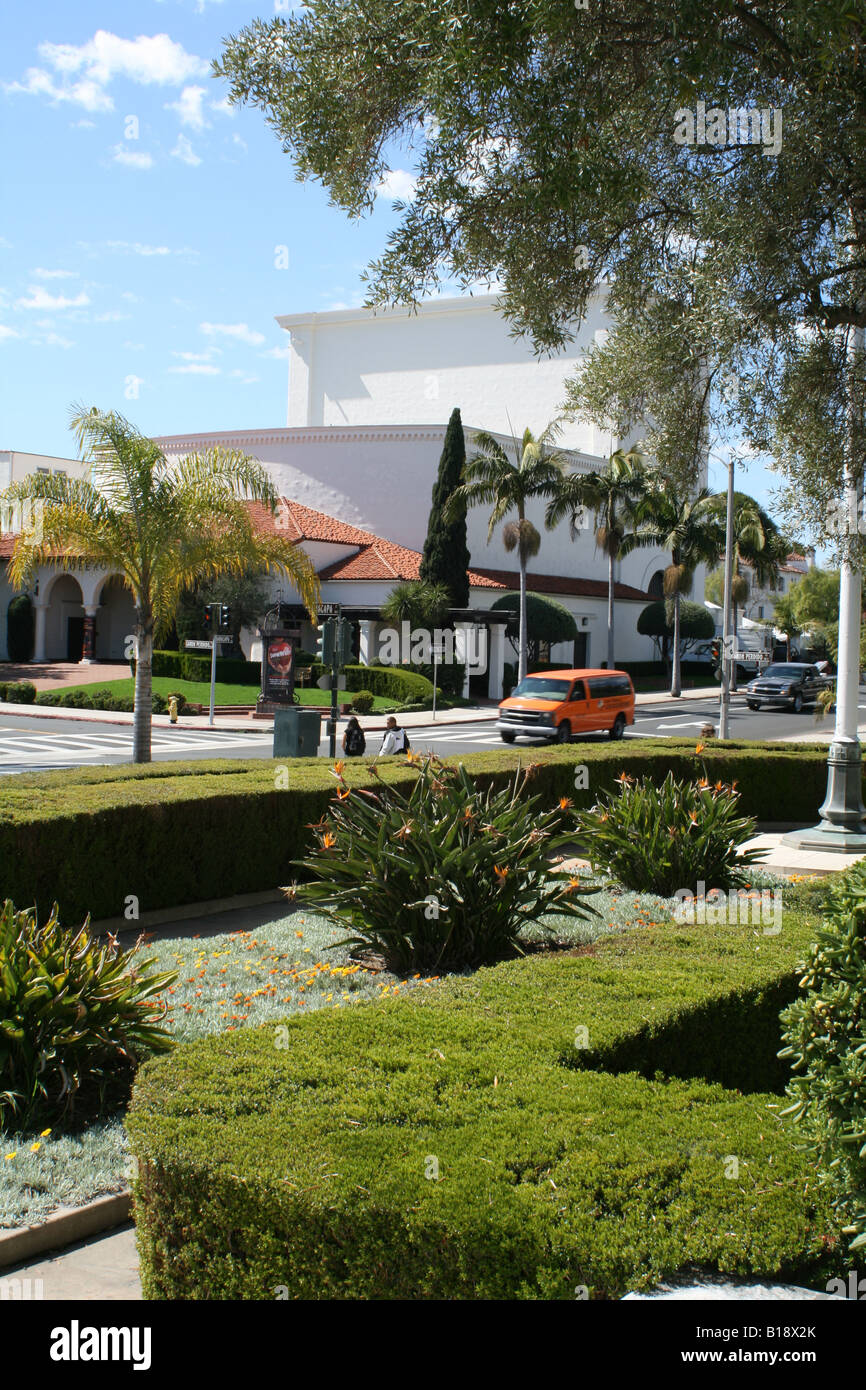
[0,0,779,530]
[0,0,416,459]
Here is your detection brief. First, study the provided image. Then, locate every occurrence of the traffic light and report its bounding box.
[711,640,720,664]
[203,604,213,632]
[337,618,354,668]
[316,620,336,665]
[220,604,231,630]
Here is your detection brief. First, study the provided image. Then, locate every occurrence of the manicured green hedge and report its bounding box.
[34,687,181,715]
[308,663,433,702]
[127,907,839,1299]
[0,680,37,704]
[150,650,261,685]
[0,742,838,924]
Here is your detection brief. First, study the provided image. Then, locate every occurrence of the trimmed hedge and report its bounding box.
[150,650,262,685]
[127,907,840,1299]
[0,742,840,924]
[33,687,182,715]
[308,663,434,702]
[0,680,37,704]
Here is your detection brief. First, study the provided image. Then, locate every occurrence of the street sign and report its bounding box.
[185,638,230,650]
[318,603,340,617]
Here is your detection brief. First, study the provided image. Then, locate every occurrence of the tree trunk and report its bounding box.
[671,592,682,697]
[607,550,615,669]
[133,623,153,763]
[518,557,528,682]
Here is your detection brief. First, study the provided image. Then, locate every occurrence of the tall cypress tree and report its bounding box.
[419,407,470,607]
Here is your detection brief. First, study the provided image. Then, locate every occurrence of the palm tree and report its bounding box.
[446,425,567,681]
[2,406,320,762]
[546,447,645,669]
[625,482,725,696]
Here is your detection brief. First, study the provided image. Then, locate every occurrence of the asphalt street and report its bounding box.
[0,693,849,773]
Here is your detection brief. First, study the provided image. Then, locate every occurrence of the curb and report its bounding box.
[0,1191,131,1271]
[92,887,286,936]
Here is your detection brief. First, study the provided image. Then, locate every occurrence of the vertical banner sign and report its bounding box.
[263,635,296,703]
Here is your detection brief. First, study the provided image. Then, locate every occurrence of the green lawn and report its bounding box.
[41,676,400,712]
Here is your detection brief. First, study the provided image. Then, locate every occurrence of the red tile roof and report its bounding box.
[471,567,654,602]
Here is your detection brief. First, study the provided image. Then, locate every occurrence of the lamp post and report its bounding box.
[718,459,735,740]
[783,321,866,852]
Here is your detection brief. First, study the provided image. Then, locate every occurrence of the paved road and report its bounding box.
[0,694,849,774]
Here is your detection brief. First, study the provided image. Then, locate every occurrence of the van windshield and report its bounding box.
[509,677,572,700]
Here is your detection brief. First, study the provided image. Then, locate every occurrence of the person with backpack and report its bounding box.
[379,716,410,756]
[342,716,366,757]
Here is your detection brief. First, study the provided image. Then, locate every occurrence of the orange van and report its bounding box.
[496,668,635,744]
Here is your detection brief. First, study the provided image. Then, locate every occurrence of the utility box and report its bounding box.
[273,707,322,759]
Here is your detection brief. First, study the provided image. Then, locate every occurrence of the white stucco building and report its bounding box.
[1,292,679,685]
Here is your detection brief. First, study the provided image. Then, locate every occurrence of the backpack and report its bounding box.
[398,728,410,753]
[345,725,366,756]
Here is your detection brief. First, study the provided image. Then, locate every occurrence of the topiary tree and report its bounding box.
[489,591,577,668]
[779,862,866,1252]
[637,599,715,669]
[5,593,35,663]
[419,407,470,607]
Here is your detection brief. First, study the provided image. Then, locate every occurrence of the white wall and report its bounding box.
[277,293,615,455]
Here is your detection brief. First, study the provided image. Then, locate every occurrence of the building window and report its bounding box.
[36,467,50,475]
[649,570,665,598]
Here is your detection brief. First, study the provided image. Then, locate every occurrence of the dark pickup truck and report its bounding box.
[744,662,829,712]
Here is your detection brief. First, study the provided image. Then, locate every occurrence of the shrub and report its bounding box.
[0,900,177,1132]
[779,860,866,1251]
[6,594,35,664]
[127,904,839,1300]
[147,649,262,685]
[0,743,843,925]
[351,690,375,713]
[571,770,764,896]
[310,662,433,703]
[2,680,37,705]
[292,755,597,973]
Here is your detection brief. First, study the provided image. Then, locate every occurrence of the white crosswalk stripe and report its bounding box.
[0,727,267,768]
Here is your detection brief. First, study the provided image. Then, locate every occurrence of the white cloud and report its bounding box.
[6,68,114,113]
[230,132,247,153]
[169,362,221,375]
[172,348,221,362]
[41,331,75,348]
[171,134,201,166]
[229,369,259,383]
[166,85,209,130]
[6,31,207,112]
[0,325,19,341]
[42,31,206,87]
[32,267,78,280]
[112,145,154,169]
[200,321,265,346]
[260,345,290,360]
[16,285,90,310]
[375,168,417,201]
[72,118,96,128]
[106,241,169,256]
[124,341,145,350]
[95,310,129,322]
[211,97,235,117]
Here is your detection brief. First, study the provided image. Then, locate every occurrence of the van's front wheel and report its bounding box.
[609,713,626,740]
[555,721,571,743]
[500,730,515,743]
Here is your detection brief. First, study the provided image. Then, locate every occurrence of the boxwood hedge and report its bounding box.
[127,907,841,1300]
[0,742,838,924]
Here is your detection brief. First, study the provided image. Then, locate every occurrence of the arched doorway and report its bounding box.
[44,575,85,661]
[96,575,136,660]
[648,569,665,598]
